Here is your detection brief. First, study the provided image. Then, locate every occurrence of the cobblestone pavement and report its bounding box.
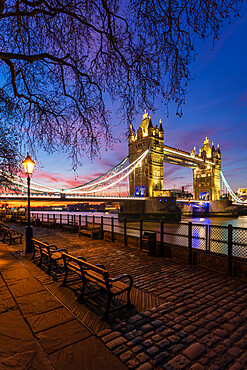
[8,224,247,369]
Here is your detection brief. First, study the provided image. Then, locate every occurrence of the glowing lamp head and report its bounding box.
[22,153,35,175]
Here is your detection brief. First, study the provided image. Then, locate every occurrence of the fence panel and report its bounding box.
[192,224,207,250]
[232,227,247,259]
[163,222,189,248]
[209,225,228,255]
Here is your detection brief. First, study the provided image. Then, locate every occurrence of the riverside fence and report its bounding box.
[1,211,247,278]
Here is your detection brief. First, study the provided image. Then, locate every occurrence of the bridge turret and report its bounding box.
[193,137,221,201]
[128,123,134,142]
[128,110,165,197]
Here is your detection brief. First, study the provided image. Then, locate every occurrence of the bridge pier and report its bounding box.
[119,197,181,221]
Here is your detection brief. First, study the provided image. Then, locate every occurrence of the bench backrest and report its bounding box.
[86,222,101,230]
[62,253,109,279]
[32,238,50,252]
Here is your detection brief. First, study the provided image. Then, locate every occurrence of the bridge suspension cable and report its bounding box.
[220,171,246,204]
[0,150,149,196]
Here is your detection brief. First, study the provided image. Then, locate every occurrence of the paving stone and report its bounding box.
[142,339,153,348]
[165,354,190,369]
[215,353,234,368]
[0,309,34,352]
[190,364,204,370]
[151,320,163,328]
[214,344,227,354]
[101,331,121,343]
[0,341,53,370]
[227,347,243,356]
[146,346,159,356]
[26,307,75,333]
[136,362,153,370]
[8,277,45,298]
[237,339,247,349]
[97,328,112,338]
[239,352,247,365]
[153,351,169,365]
[130,336,143,345]
[106,336,128,350]
[127,357,140,369]
[140,324,153,333]
[128,315,143,324]
[213,328,228,338]
[136,352,149,363]
[228,363,245,370]
[16,290,62,317]
[49,336,126,369]
[120,350,133,362]
[195,328,208,338]
[183,342,206,360]
[170,343,184,354]
[157,339,170,349]
[184,325,196,333]
[132,345,143,354]
[114,344,128,356]
[36,319,91,354]
[201,333,220,347]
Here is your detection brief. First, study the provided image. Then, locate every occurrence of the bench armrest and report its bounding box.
[109,274,133,286]
[95,263,107,270]
[77,256,87,261]
[51,248,68,254]
[47,244,58,250]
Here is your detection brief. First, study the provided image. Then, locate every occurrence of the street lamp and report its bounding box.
[22,153,35,253]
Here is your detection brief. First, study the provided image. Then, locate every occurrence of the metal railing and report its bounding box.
[1,210,246,276]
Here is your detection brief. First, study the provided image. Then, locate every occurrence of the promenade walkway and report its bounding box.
[1,224,247,369]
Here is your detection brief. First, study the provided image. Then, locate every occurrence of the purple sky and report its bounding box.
[34,6,247,194]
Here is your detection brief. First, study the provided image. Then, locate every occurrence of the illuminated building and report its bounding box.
[128,110,164,197]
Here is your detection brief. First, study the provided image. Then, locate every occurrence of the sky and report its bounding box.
[33,4,247,194]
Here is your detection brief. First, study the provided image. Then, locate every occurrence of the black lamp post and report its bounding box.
[22,153,35,253]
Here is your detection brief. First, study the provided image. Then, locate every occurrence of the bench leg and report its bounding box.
[77,280,86,303]
[60,268,68,287]
[102,295,112,319]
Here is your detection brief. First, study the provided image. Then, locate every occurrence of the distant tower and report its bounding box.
[193,137,221,200]
[128,110,164,197]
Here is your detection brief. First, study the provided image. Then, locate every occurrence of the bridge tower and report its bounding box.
[128,110,164,197]
[193,138,221,200]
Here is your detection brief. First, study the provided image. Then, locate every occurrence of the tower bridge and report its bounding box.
[129,110,221,201]
[0,110,245,207]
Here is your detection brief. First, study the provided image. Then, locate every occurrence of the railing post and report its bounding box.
[79,215,81,226]
[67,214,69,225]
[101,216,104,238]
[160,219,164,256]
[188,222,192,264]
[206,225,209,254]
[60,213,62,226]
[124,217,127,246]
[140,218,143,250]
[85,215,87,227]
[111,217,114,242]
[47,213,49,222]
[93,215,95,223]
[42,213,44,222]
[228,224,233,277]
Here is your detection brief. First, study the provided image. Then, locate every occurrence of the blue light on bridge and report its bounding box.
[134,186,146,197]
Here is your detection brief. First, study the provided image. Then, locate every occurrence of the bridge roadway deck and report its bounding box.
[1,224,247,369]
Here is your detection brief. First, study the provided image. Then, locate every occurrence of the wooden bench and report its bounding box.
[78,222,102,239]
[41,219,57,228]
[61,253,133,318]
[2,226,23,245]
[62,222,78,233]
[32,239,68,272]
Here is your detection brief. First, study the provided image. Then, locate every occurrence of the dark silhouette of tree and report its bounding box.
[0,0,243,169]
